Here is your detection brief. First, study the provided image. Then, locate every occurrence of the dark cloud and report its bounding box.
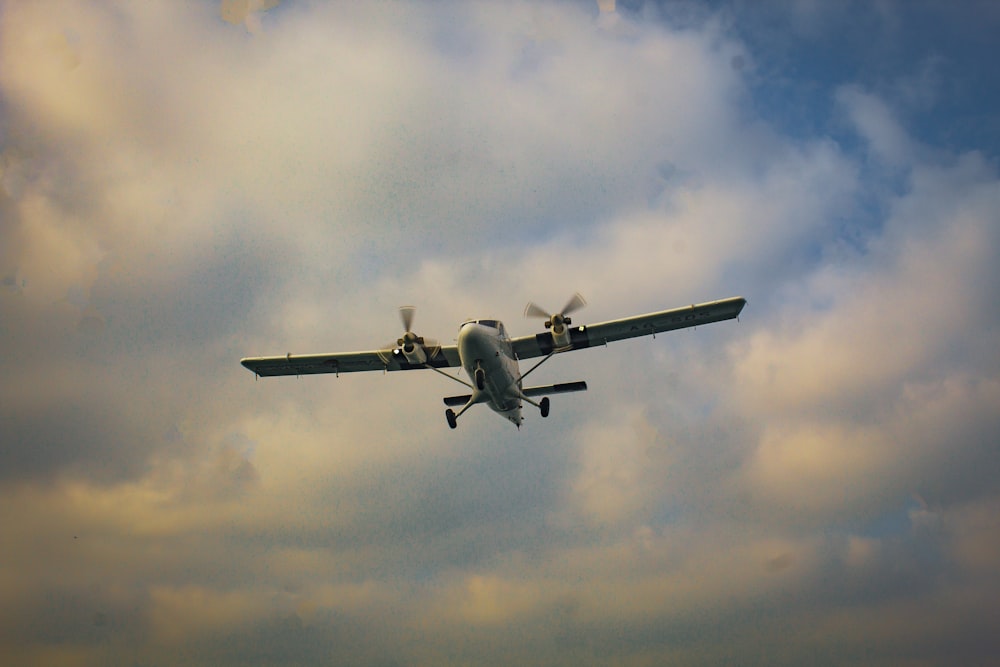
[1,1,999,665]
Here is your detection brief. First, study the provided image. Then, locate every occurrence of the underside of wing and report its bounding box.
[510,296,746,360]
[241,345,460,377]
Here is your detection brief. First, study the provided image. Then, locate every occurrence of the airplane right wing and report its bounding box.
[509,296,746,360]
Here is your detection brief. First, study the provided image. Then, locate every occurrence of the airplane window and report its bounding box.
[460,319,504,331]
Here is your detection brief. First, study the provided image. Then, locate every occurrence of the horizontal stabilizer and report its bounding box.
[442,381,587,407]
[522,381,588,397]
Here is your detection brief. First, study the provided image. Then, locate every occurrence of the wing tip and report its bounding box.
[723,296,748,313]
[240,357,261,372]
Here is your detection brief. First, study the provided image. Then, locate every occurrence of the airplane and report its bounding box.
[241,295,746,429]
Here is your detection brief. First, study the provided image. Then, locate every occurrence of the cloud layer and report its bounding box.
[2,1,998,665]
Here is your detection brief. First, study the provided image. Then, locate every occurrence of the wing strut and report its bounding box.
[424,363,474,389]
[517,352,556,386]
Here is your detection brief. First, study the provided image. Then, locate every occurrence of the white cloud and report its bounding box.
[838,85,916,164]
[2,1,999,665]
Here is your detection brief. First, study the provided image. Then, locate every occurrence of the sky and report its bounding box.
[1,1,999,665]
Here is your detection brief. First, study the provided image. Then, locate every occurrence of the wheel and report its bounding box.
[540,397,550,418]
[446,408,458,429]
[475,367,486,391]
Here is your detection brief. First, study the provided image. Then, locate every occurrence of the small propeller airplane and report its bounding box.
[241,295,746,429]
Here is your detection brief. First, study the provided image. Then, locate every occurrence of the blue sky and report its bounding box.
[1,1,998,665]
[718,1,1000,153]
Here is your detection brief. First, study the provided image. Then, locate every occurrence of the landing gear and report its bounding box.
[474,365,486,391]
[540,397,550,418]
[446,408,458,429]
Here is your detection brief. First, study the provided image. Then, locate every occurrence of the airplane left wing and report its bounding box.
[241,345,460,377]
[510,296,746,360]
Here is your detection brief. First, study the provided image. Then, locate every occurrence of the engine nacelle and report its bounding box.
[401,341,428,365]
[550,316,573,350]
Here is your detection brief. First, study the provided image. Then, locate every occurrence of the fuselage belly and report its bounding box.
[457,322,522,426]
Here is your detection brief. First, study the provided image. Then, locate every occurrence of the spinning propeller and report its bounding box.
[524,293,587,329]
[378,306,440,365]
[524,293,587,350]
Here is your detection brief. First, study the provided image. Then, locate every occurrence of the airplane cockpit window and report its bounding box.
[459,319,506,336]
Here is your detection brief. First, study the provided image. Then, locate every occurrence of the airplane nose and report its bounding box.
[457,323,487,356]
[458,323,491,367]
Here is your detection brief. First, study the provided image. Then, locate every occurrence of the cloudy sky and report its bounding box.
[2,1,999,665]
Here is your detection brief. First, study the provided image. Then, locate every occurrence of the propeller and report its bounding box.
[399,305,416,334]
[524,293,586,351]
[524,293,587,329]
[378,306,440,365]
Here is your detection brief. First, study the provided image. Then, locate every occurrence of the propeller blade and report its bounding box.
[399,305,416,332]
[561,292,587,316]
[378,305,439,364]
[524,302,551,319]
[525,294,587,319]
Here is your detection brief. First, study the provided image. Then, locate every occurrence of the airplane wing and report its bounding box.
[241,345,461,377]
[509,296,746,360]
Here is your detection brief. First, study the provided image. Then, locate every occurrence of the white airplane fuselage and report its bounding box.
[456,320,523,426]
